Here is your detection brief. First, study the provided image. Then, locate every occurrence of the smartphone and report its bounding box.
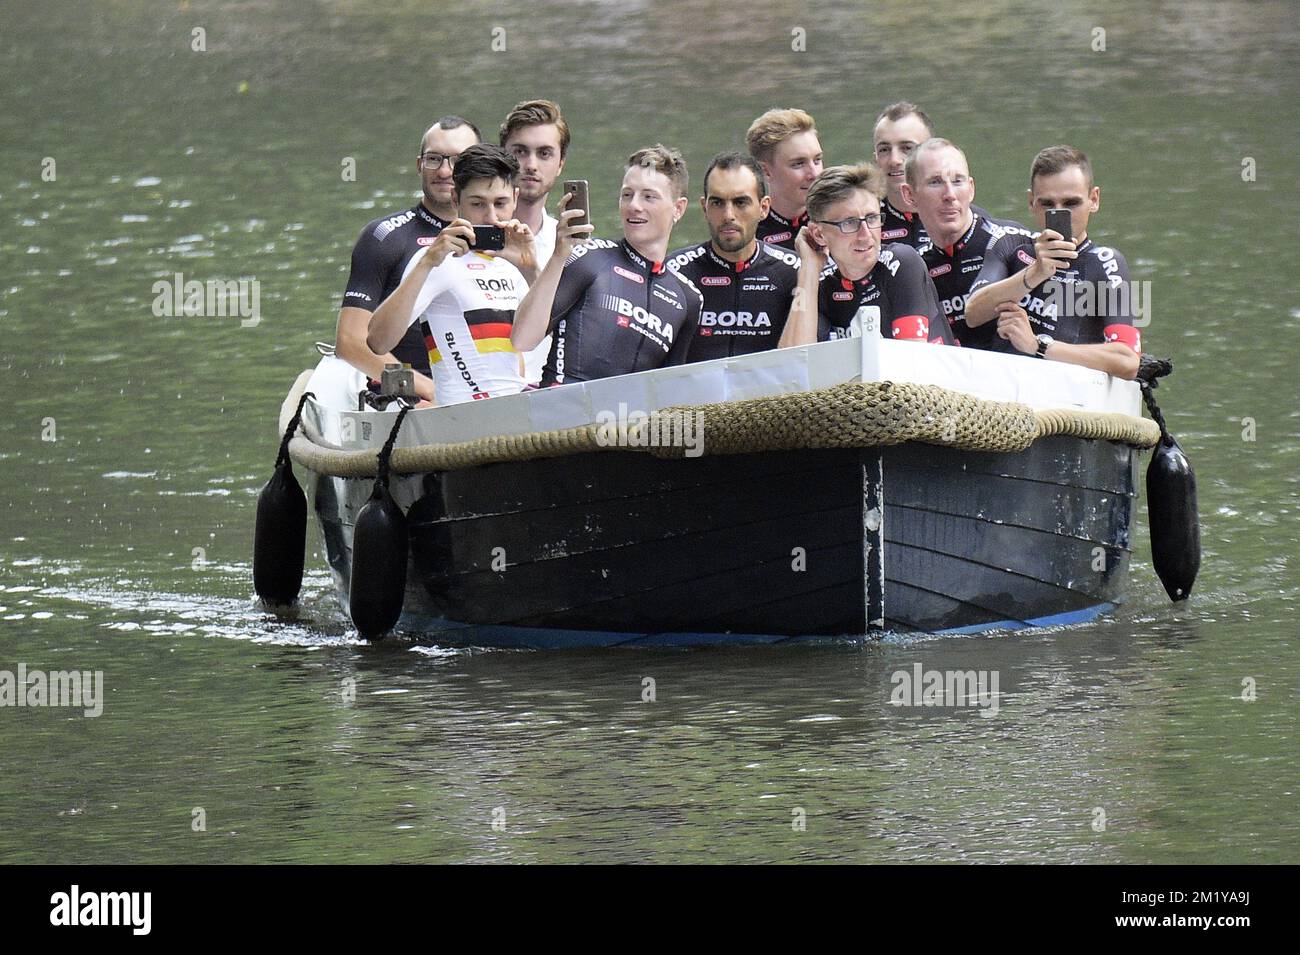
[563,180,590,228]
[1044,208,1072,243]
[472,224,506,252]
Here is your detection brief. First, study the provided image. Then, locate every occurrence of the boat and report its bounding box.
[257,314,1191,648]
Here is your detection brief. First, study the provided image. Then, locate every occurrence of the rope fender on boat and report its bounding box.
[276,371,1162,478]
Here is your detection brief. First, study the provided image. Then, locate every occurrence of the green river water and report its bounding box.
[0,0,1296,863]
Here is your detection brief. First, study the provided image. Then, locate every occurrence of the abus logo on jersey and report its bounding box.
[832,291,854,302]
[417,236,437,247]
[466,261,487,269]
[882,228,908,241]
[613,266,644,284]
[1016,249,1035,266]
[765,231,792,244]
[929,264,952,277]
[700,276,731,286]
[700,311,771,328]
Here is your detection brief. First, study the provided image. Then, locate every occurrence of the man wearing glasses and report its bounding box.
[900,138,1033,349]
[334,116,482,399]
[780,164,955,347]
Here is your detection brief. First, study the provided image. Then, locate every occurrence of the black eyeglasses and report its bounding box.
[817,213,884,234]
[418,152,459,169]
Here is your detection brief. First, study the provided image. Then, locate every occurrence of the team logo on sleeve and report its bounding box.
[1104,324,1141,352]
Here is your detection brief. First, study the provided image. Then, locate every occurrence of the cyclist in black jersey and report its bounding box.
[746,109,824,251]
[783,163,956,347]
[666,152,801,361]
[870,102,993,251]
[335,116,480,397]
[872,103,933,248]
[512,145,703,385]
[964,145,1141,379]
[902,138,1033,348]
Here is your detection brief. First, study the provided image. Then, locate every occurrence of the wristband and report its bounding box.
[1021,271,1034,292]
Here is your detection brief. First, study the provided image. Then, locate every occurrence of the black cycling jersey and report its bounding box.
[755,207,809,251]
[664,240,801,362]
[920,213,1033,349]
[542,239,703,386]
[817,243,957,345]
[968,231,1140,352]
[881,198,992,250]
[341,202,448,375]
[879,197,927,248]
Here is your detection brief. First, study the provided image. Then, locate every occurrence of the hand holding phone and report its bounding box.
[471,224,506,252]
[1028,208,1078,283]
[562,180,590,229]
[1044,208,1073,243]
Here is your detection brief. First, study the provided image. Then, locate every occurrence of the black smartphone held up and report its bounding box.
[563,180,590,228]
[1044,208,1073,243]
[472,224,506,252]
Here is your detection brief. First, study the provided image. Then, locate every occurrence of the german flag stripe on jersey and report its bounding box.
[424,308,517,365]
[464,308,517,328]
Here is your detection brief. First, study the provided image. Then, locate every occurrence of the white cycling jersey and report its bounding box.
[403,248,527,404]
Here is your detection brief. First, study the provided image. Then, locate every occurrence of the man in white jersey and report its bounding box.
[499,99,571,385]
[367,145,539,404]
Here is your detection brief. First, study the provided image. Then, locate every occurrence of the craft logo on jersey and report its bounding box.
[652,285,685,310]
[700,276,731,286]
[613,265,644,284]
[929,264,952,277]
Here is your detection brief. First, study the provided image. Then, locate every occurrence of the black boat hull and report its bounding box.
[309,434,1136,646]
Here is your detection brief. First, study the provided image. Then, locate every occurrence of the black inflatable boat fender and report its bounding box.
[1147,435,1201,601]
[348,482,409,639]
[348,405,413,640]
[253,391,314,606]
